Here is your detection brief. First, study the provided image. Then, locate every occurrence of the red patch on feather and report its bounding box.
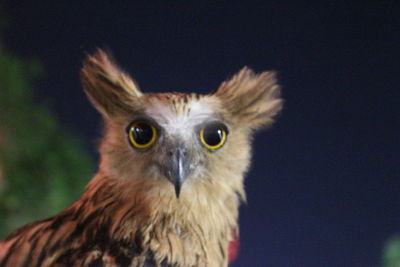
[228,228,239,264]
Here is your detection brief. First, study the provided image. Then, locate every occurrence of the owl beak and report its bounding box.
[166,148,188,198]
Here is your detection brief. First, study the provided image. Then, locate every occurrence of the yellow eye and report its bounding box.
[199,122,228,150]
[128,121,157,149]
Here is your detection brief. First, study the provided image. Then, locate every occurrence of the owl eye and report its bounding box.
[199,122,228,150]
[128,121,157,149]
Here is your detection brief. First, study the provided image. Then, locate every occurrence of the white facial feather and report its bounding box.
[145,99,214,140]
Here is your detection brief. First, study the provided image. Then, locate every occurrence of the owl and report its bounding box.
[0,49,282,266]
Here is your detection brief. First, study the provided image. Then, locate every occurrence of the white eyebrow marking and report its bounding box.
[145,99,214,139]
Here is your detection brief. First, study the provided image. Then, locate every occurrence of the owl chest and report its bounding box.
[51,246,168,267]
[48,239,219,267]
[45,226,222,267]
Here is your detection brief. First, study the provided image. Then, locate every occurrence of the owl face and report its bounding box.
[81,50,282,199]
[115,94,238,197]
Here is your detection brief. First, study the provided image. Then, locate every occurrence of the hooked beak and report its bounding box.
[165,148,189,198]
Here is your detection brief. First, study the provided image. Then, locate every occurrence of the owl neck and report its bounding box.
[75,172,242,266]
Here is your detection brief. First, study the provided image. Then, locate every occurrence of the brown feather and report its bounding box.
[214,67,283,130]
[81,49,143,118]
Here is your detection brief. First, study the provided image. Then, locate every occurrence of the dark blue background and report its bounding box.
[2,2,399,266]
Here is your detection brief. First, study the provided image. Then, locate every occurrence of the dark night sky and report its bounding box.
[2,2,399,266]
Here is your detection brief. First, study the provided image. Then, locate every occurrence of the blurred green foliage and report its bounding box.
[383,235,400,267]
[0,39,93,238]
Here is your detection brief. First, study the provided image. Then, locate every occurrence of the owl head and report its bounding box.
[81,49,282,202]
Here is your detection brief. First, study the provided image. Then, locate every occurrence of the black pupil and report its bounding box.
[203,125,224,146]
[131,123,153,145]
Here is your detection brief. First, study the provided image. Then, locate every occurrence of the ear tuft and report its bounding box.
[81,49,142,118]
[214,67,283,130]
